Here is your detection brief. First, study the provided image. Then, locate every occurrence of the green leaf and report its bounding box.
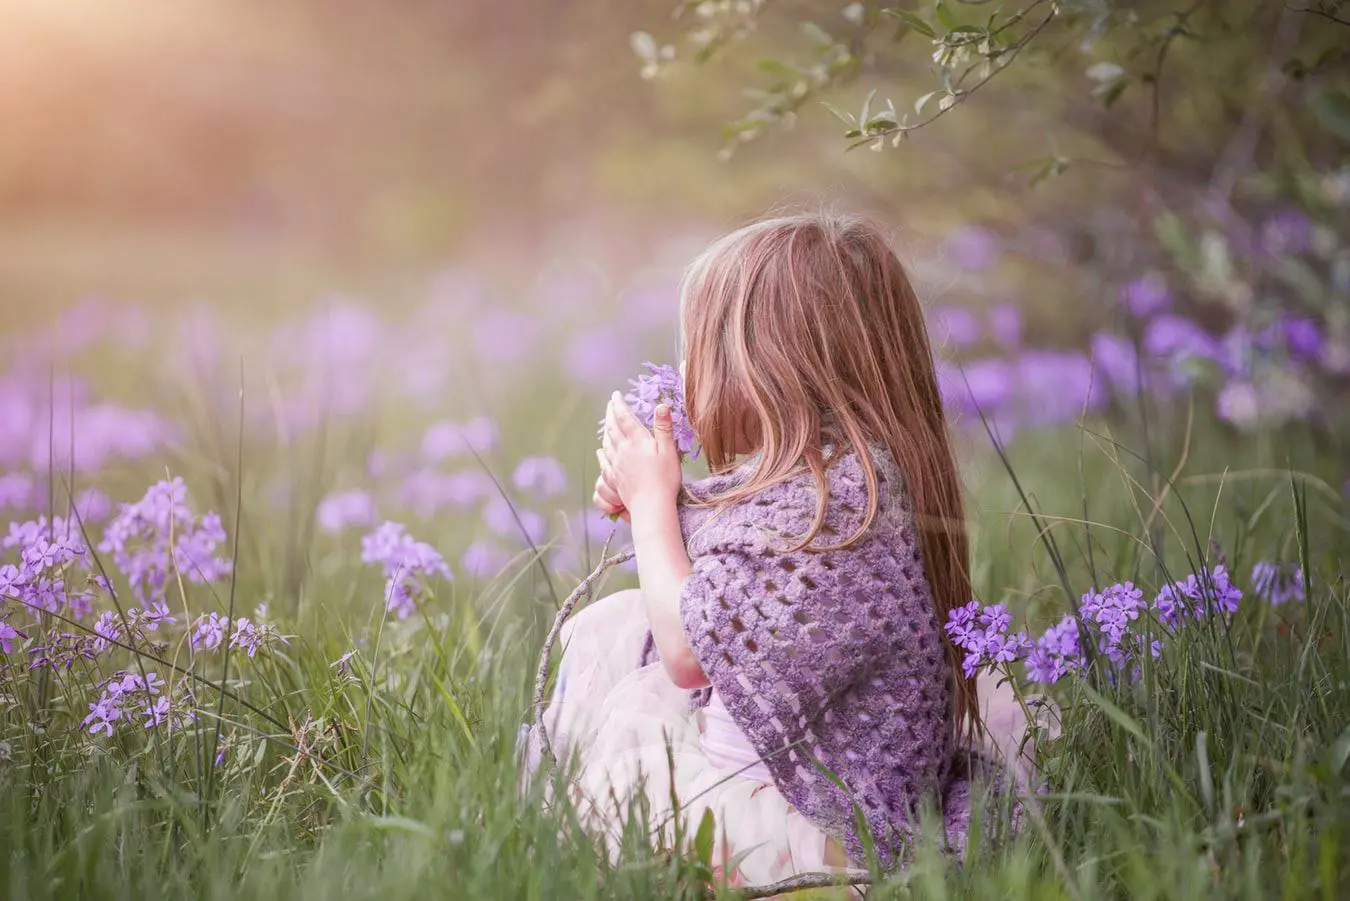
[935,1,959,32]
[858,87,877,128]
[821,100,858,126]
[914,91,936,115]
[1330,723,1350,776]
[884,8,937,38]
[694,808,716,869]
[800,21,835,47]
[1096,78,1129,108]
[757,58,799,80]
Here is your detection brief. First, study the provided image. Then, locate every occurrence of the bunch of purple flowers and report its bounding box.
[82,670,197,737]
[360,521,452,619]
[1250,560,1304,606]
[948,561,1251,687]
[189,612,287,658]
[602,362,700,459]
[99,478,232,604]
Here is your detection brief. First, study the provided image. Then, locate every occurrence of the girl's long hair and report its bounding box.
[680,212,979,740]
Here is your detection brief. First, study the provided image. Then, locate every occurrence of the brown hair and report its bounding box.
[679,212,978,739]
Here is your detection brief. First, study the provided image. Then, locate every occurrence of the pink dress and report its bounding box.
[534,589,1046,892]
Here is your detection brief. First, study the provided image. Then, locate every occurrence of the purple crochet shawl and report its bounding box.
[641,447,1015,867]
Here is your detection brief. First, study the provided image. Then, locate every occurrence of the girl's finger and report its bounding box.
[592,490,621,516]
[595,449,619,488]
[602,429,619,462]
[595,479,623,511]
[609,393,643,437]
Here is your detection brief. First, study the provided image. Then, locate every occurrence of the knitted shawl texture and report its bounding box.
[663,448,997,867]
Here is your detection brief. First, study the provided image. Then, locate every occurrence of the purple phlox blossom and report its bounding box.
[361,522,452,620]
[227,618,287,658]
[143,693,198,730]
[0,472,35,510]
[482,496,548,546]
[82,695,122,738]
[613,363,700,459]
[190,612,229,652]
[1260,208,1312,256]
[99,479,231,602]
[316,489,379,534]
[944,601,1028,678]
[1143,316,1221,384]
[1024,614,1085,685]
[28,631,97,671]
[1258,315,1324,363]
[398,469,496,520]
[1250,560,1305,606]
[420,417,500,463]
[1090,332,1142,398]
[987,304,1023,348]
[0,618,24,653]
[84,670,194,736]
[1015,351,1106,426]
[0,563,22,600]
[72,488,114,523]
[566,325,636,392]
[92,610,122,653]
[331,649,358,674]
[461,540,513,579]
[1120,273,1171,318]
[1079,582,1145,647]
[511,456,569,499]
[931,307,981,350]
[944,225,1001,272]
[1154,563,1243,626]
[470,308,543,366]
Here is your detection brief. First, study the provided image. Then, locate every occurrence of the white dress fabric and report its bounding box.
[534,588,1045,892]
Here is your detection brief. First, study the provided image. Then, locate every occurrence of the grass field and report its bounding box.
[1,293,1347,900]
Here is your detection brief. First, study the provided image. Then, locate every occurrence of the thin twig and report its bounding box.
[1286,2,1350,28]
[531,544,631,769]
[706,870,873,899]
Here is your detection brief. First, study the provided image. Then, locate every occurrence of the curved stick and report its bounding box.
[531,544,634,770]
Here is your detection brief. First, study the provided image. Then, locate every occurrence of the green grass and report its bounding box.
[2,394,1348,900]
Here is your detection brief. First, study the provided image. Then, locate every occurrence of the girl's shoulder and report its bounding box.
[677,445,911,556]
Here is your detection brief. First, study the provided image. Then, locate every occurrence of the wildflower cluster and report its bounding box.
[190,612,287,658]
[99,478,232,603]
[602,362,700,458]
[82,671,196,737]
[1,516,96,618]
[1250,560,1305,606]
[360,522,452,619]
[948,562,1252,687]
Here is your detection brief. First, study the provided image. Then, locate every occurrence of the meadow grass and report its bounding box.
[1,392,1348,901]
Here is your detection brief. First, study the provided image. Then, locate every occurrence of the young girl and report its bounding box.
[532,213,1039,887]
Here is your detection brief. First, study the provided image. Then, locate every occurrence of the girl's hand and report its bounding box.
[599,392,683,519]
[592,464,630,522]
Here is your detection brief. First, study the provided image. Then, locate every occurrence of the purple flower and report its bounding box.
[1120,273,1170,317]
[421,418,499,463]
[566,327,637,392]
[1024,614,1084,685]
[511,456,568,498]
[191,612,228,652]
[1014,351,1106,425]
[614,363,700,459]
[931,307,981,349]
[987,304,1022,348]
[316,490,379,534]
[0,619,23,653]
[331,649,358,674]
[99,479,230,603]
[82,696,122,737]
[1250,561,1304,606]
[73,488,113,522]
[482,496,547,546]
[92,610,122,653]
[944,600,1028,677]
[361,522,452,619]
[1090,333,1142,398]
[1143,316,1221,382]
[944,225,1001,272]
[1079,582,1145,647]
[0,472,35,510]
[1260,208,1312,256]
[461,540,513,578]
[1258,315,1324,362]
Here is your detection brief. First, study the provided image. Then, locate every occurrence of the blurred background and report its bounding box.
[1,0,1347,607]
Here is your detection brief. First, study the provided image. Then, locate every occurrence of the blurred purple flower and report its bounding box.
[1143,315,1220,363]
[472,309,543,365]
[622,282,680,332]
[512,456,568,498]
[930,306,981,349]
[1260,208,1312,256]
[482,496,547,546]
[1015,351,1105,425]
[987,304,1022,348]
[1216,380,1259,429]
[944,225,1001,272]
[398,469,495,519]
[1090,333,1142,398]
[73,488,113,522]
[1120,273,1170,317]
[317,490,379,534]
[1250,561,1304,606]
[550,509,633,574]
[566,326,637,392]
[0,472,34,510]
[99,478,231,603]
[360,521,452,619]
[461,540,513,579]
[1258,315,1324,362]
[421,418,499,463]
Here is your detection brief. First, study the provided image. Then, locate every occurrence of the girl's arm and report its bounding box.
[627,494,709,690]
[599,394,709,690]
